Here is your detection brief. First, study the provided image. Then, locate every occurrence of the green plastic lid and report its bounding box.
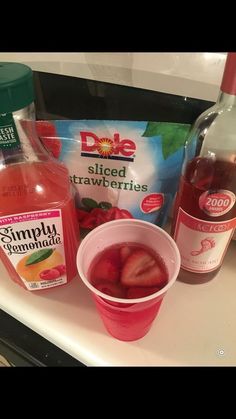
[0,62,35,113]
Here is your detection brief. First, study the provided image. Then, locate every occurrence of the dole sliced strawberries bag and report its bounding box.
[36,120,190,231]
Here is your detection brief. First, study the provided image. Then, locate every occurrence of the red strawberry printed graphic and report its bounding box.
[40,137,62,159]
[119,209,134,219]
[121,249,167,288]
[79,214,97,229]
[77,205,133,230]
[76,208,89,222]
[36,121,57,137]
[105,207,132,221]
[36,121,62,159]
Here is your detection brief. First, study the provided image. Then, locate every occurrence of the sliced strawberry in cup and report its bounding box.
[95,281,126,298]
[120,246,132,264]
[126,286,160,299]
[121,249,168,288]
[91,249,121,284]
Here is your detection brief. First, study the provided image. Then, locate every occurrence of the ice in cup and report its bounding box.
[77,219,180,341]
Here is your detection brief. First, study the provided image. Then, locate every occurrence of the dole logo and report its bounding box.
[80,131,136,161]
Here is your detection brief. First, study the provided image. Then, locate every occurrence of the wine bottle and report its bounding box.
[171,52,236,284]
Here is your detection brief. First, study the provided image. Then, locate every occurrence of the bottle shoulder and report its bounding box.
[186,102,236,145]
[182,99,236,164]
[193,101,236,130]
[0,160,72,215]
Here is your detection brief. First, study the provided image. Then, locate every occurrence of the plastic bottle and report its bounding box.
[0,62,80,291]
[171,52,236,284]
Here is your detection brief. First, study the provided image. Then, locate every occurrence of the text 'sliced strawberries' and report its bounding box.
[36,120,190,230]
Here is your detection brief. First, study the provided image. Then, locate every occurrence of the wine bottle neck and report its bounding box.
[217,91,236,107]
[220,53,236,95]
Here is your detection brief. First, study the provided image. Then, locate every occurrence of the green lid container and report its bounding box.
[0,62,34,114]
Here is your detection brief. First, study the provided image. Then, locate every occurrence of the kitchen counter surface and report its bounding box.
[0,52,226,102]
[0,239,235,366]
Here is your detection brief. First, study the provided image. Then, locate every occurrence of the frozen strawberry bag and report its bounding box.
[36,120,190,230]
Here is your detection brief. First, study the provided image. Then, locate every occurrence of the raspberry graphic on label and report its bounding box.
[39,268,61,280]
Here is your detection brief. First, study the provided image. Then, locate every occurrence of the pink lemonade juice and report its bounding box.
[89,243,168,340]
[88,242,168,341]
[0,63,79,292]
[77,219,180,341]
[89,242,168,300]
[0,160,79,290]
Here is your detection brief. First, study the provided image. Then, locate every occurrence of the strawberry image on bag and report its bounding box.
[36,119,190,231]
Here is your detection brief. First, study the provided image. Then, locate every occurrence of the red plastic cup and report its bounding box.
[77,219,180,341]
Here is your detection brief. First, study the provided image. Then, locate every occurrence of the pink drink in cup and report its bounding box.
[77,219,180,341]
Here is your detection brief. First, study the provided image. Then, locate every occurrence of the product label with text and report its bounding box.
[0,113,20,150]
[199,189,236,217]
[80,131,136,162]
[36,119,191,228]
[0,210,67,290]
[174,207,236,272]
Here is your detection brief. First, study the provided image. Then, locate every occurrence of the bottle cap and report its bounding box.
[0,62,34,113]
[220,53,236,95]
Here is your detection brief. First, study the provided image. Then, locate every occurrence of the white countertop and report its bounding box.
[0,52,226,102]
[0,239,236,366]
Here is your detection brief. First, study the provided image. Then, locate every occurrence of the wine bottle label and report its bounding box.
[174,207,236,273]
[199,190,236,217]
[0,113,21,150]
[0,209,67,290]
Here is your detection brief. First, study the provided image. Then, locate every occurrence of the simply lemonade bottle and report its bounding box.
[0,62,80,291]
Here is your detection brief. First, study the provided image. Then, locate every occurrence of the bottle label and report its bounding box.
[0,113,21,150]
[199,189,236,217]
[174,207,236,273]
[0,209,67,290]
